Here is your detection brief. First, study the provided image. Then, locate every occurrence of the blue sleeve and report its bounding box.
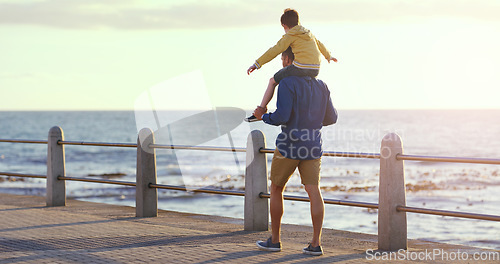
[262,80,294,126]
[322,85,338,126]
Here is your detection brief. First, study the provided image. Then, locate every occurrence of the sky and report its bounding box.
[1,0,500,110]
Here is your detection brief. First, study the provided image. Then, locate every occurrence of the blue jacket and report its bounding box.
[262,76,337,160]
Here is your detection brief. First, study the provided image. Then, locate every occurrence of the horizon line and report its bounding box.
[1,108,500,112]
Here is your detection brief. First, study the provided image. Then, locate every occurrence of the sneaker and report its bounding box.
[302,243,323,256]
[245,114,260,122]
[256,237,281,252]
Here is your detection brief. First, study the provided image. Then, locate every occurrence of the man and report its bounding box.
[253,47,338,256]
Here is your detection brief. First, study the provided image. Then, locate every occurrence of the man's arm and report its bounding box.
[261,80,294,126]
[322,88,338,126]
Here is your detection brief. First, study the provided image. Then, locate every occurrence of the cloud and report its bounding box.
[0,0,499,30]
[0,0,276,29]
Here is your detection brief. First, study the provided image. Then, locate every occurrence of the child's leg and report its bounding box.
[259,77,278,109]
[256,65,296,110]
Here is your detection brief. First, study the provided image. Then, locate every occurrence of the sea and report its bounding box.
[1,110,500,250]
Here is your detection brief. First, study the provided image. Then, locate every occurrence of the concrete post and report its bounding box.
[378,133,407,251]
[136,128,158,217]
[244,130,269,231]
[46,126,66,206]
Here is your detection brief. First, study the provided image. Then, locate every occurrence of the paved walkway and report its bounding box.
[0,193,498,263]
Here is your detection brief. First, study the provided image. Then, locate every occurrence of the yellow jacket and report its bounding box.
[254,25,332,70]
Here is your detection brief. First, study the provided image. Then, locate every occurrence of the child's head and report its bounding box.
[281,8,299,29]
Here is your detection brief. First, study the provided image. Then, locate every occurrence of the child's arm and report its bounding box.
[316,38,337,63]
[248,35,293,74]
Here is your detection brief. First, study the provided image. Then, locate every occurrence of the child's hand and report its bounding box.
[247,65,257,75]
[329,57,338,63]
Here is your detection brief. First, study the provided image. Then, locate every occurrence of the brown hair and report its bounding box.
[282,47,294,61]
[280,8,299,28]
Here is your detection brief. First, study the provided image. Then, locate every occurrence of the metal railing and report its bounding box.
[150,144,246,153]
[260,147,382,159]
[1,135,500,214]
[57,176,136,187]
[0,139,48,144]
[58,140,137,148]
[1,127,500,251]
[397,154,500,165]
[150,183,245,196]
[396,205,500,222]
[0,171,46,179]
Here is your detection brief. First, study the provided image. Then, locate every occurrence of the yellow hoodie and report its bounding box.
[254,25,332,70]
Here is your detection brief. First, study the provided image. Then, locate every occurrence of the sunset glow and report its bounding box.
[1,0,499,110]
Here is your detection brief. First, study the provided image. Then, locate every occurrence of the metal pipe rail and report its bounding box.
[0,139,47,144]
[323,151,381,159]
[57,176,136,186]
[56,141,247,152]
[58,141,137,148]
[259,148,382,159]
[149,144,246,153]
[0,172,46,179]
[149,183,245,196]
[147,184,380,209]
[397,154,500,165]
[397,205,500,222]
[259,192,379,209]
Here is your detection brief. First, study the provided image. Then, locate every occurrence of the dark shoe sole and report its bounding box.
[302,248,323,256]
[244,117,260,122]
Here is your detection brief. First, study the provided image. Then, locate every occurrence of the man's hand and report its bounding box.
[247,65,257,75]
[328,57,338,63]
[253,106,267,120]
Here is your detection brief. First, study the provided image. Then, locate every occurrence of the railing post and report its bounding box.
[378,133,407,251]
[244,130,268,231]
[46,126,66,206]
[136,128,158,217]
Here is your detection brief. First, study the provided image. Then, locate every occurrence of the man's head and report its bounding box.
[281,8,299,31]
[281,47,294,67]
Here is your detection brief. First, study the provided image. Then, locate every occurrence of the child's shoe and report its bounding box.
[245,106,267,122]
[245,114,260,122]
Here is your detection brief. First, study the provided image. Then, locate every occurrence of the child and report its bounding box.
[245,8,337,122]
